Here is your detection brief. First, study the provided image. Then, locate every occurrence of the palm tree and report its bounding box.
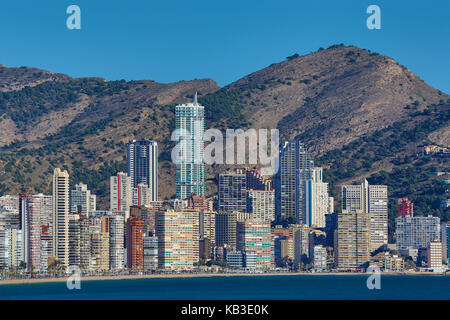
[18,261,27,275]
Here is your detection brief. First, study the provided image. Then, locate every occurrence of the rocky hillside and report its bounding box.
[0,44,448,227]
[221,44,447,155]
[0,64,71,92]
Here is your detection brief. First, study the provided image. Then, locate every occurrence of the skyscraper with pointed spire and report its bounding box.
[174,93,205,199]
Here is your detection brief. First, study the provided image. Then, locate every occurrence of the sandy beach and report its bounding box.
[0,271,443,285]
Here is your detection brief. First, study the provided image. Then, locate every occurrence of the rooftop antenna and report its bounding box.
[193,92,198,105]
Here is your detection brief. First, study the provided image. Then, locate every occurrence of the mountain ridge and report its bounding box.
[0,44,448,226]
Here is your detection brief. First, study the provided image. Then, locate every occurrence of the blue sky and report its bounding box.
[0,0,448,93]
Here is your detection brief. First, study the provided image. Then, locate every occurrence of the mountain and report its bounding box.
[0,44,448,231]
[0,64,72,92]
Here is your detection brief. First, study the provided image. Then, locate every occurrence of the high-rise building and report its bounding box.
[335,209,371,271]
[68,214,81,267]
[427,241,442,269]
[324,214,338,247]
[292,225,310,267]
[247,189,275,222]
[110,172,132,220]
[20,194,51,272]
[109,213,125,270]
[126,215,144,271]
[127,139,158,201]
[156,209,199,270]
[199,211,216,248]
[215,212,238,248]
[302,167,332,228]
[0,227,23,268]
[398,198,413,217]
[79,215,90,271]
[143,235,158,272]
[396,215,440,250]
[218,173,247,213]
[236,218,274,269]
[341,179,388,252]
[71,183,96,216]
[175,94,205,199]
[441,223,449,264]
[52,168,70,267]
[276,141,314,222]
[90,230,109,271]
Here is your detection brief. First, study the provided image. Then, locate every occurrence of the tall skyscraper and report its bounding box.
[335,209,371,271]
[302,167,332,228]
[341,179,388,252]
[398,198,413,217]
[110,172,132,220]
[52,168,70,267]
[275,141,314,222]
[68,214,81,267]
[79,214,90,271]
[199,210,216,248]
[441,223,450,264]
[143,235,158,272]
[218,173,247,213]
[20,194,44,272]
[71,183,96,216]
[127,139,158,202]
[175,93,205,199]
[109,213,125,270]
[126,215,144,271]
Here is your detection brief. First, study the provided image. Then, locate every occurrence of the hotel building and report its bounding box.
[174,94,205,199]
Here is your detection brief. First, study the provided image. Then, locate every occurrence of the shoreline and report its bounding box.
[0,271,445,285]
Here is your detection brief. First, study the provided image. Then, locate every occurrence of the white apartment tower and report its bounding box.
[110,172,132,220]
[109,213,125,270]
[302,167,332,228]
[52,168,70,267]
[71,183,96,216]
[174,93,205,199]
